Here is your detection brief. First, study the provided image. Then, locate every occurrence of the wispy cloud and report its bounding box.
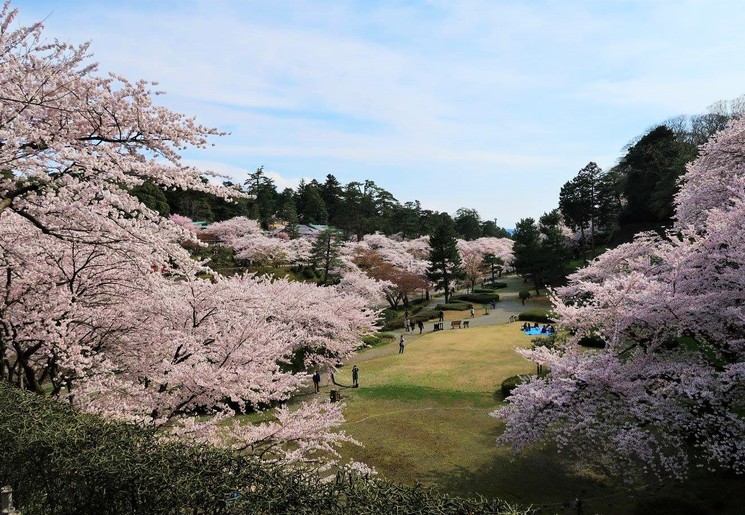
[15,0,745,225]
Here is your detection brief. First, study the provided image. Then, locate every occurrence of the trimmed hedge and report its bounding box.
[500,375,526,398]
[361,333,396,347]
[0,383,529,514]
[483,281,508,289]
[382,311,439,330]
[452,293,499,304]
[517,311,555,324]
[438,302,473,311]
[412,309,441,323]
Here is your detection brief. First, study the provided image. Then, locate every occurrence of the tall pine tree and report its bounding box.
[426,216,464,303]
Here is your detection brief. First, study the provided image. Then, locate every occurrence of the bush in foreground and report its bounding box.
[0,384,530,514]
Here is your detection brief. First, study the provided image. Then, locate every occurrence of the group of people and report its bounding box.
[404,318,424,334]
[521,322,556,334]
[312,364,359,392]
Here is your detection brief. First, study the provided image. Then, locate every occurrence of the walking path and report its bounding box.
[351,275,546,364]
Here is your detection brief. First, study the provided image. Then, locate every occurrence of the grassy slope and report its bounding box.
[336,323,612,508]
[332,320,745,514]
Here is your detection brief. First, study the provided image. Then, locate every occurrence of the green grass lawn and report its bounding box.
[329,322,745,514]
[336,324,610,506]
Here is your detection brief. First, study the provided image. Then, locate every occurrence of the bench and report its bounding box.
[451,320,461,329]
[433,322,444,331]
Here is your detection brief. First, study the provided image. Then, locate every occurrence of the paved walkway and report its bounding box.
[351,275,541,364]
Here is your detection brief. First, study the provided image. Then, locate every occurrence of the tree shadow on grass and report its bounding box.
[422,440,743,515]
[421,446,619,513]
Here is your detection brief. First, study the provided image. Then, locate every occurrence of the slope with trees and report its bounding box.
[495,115,745,479]
[0,2,376,472]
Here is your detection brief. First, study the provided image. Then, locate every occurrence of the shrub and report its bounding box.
[0,383,528,515]
[381,308,398,323]
[578,335,605,348]
[411,310,440,323]
[483,281,508,289]
[500,375,526,398]
[473,288,498,294]
[531,333,559,350]
[438,302,473,311]
[452,293,499,304]
[517,311,554,323]
[382,318,405,331]
[361,333,396,347]
[409,303,425,315]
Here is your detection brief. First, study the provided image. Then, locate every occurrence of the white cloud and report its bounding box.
[15,0,745,225]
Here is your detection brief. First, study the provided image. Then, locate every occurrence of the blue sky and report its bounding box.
[14,0,745,226]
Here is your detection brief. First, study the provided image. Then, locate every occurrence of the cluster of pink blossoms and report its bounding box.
[0,2,376,472]
[494,116,745,479]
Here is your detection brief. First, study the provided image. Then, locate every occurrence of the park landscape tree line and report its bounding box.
[0,0,744,508]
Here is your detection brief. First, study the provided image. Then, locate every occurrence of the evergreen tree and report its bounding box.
[297,181,328,224]
[131,180,171,216]
[454,207,482,240]
[537,210,570,285]
[617,126,697,225]
[482,253,505,282]
[244,166,277,229]
[512,213,570,295]
[559,162,604,257]
[321,174,343,224]
[426,215,464,302]
[512,217,544,295]
[310,229,343,285]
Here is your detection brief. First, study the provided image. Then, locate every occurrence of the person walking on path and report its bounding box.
[312,370,321,392]
[399,334,406,354]
[438,311,444,322]
[470,307,475,318]
[417,320,424,334]
[352,365,359,387]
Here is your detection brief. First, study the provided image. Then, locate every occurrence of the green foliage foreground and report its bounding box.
[0,383,529,515]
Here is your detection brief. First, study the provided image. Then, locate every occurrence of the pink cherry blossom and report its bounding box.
[494,116,745,479]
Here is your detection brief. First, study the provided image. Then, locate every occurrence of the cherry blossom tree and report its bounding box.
[203,216,262,245]
[351,247,425,309]
[344,233,430,308]
[0,2,377,471]
[457,237,514,291]
[494,116,745,479]
[169,213,200,233]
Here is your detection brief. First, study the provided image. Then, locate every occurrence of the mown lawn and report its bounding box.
[336,324,609,507]
[332,322,745,514]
